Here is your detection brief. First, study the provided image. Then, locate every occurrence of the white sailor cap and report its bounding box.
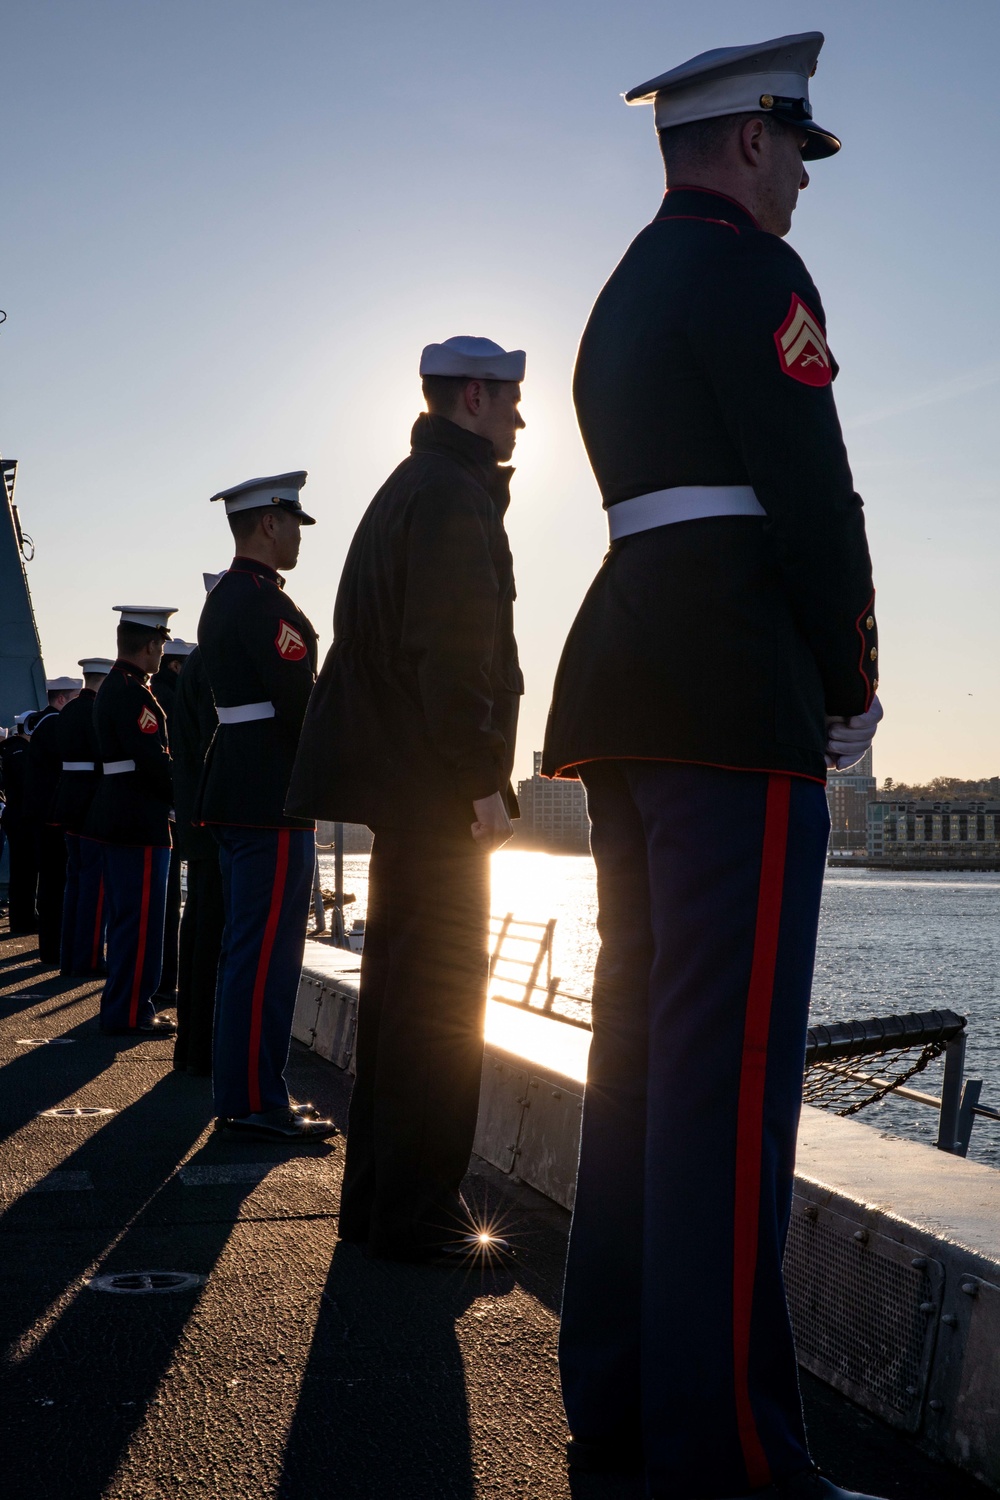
[14,710,34,726]
[210,471,315,526]
[203,571,226,593]
[419,336,526,383]
[625,31,840,161]
[78,657,114,677]
[163,637,196,658]
[113,605,177,632]
[46,676,83,693]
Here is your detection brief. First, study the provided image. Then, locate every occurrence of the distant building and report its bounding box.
[515,751,591,854]
[826,748,875,854]
[867,798,1000,866]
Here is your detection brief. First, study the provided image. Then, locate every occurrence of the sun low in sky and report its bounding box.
[2,0,998,784]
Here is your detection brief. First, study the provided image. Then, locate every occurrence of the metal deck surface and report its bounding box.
[0,923,992,1499]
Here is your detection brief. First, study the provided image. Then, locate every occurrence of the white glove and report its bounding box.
[825,694,883,771]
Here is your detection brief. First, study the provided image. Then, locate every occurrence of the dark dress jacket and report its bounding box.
[52,689,101,834]
[196,558,317,830]
[170,648,219,860]
[542,187,877,785]
[150,664,178,727]
[24,708,62,825]
[285,413,523,830]
[85,661,173,847]
[0,734,30,832]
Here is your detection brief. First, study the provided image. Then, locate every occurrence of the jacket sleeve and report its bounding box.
[236,598,316,743]
[118,688,173,804]
[401,481,507,800]
[688,233,877,716]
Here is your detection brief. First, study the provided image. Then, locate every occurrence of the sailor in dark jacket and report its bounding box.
[0,714,37,934]
[171,611,223,1075]
[198,474,334,1142]
[287,336,525,1261]
[25,676,82,965]
[86,606,177,1036]
[543,36,885,1500]
[53,657,113,975]
[150,637,196,1007]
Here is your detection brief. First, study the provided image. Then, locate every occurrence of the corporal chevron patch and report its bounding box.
[137,706,158,734]
[773,294,832,387]
[275,619,307,661]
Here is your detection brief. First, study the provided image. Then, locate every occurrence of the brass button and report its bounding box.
[760,93,774,108]
[870,647,878,661]
[873,677,879,690]
[866,616,874,630]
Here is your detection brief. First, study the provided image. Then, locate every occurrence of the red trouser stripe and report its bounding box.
[247,830,290,1114]
[128,848,154,1029]
[91,878,105,971]
[732,774,791,1489]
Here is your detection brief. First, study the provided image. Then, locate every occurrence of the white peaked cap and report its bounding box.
[14,711,34,725]
[163,638,196,657]
[79,658,114,676]
[210,471,315,525]
[625,31,840,161]
[113,605,177,630]
[203,571,227,593]
[419,336,526,382]
[46,676,83,692]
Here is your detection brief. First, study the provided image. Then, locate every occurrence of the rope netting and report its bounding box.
[803,1039,950,1117]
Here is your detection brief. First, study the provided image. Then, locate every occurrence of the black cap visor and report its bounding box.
[277,499,316,526]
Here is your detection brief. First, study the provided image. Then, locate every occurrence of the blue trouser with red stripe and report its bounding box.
[61,835,108,977]
[560,762,829,1499]
[99,843,170,1033]
[212,827,315,1119]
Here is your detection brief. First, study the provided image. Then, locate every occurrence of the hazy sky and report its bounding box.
[3,0,998,784]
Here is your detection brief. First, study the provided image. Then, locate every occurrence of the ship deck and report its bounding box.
[0,924,992,1500]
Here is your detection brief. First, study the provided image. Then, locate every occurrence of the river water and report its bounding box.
[318,851,1000,1167]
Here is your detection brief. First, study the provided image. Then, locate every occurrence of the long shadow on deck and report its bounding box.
[279,1241,483,1500]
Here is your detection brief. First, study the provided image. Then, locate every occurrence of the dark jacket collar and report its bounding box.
[410,413,514,517]
[230,556,285,590]
[655,186,761,233]
[113,659,149,685]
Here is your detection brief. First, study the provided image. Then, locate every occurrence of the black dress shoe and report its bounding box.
[376,1228,517,1267]
[708,1470,888,1500]
[102,1013,178,1037]
[567,1439,644,1477]
[289,1100,319,1118]
[216,1107,339,1141]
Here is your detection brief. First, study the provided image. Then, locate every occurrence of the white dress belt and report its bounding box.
[216,701,275,724]
[62,761,95,771]
[607,485,765,540]
[103,759,136,775]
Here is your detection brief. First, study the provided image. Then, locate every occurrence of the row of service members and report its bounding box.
[3,472,336,1142]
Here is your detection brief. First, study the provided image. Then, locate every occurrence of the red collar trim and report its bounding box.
[661,185,762,231]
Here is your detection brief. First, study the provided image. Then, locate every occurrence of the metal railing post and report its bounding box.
[936,1030,967,1152]
[311,854,326,935]
[955,1077,984,1157]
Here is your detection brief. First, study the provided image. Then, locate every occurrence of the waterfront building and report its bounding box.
[826,748,875,854]
[867,797,1000,866]
[515,751,591,853]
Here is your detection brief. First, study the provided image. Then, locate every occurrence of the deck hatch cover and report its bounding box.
[39,1106,115,1118]
[87,1272,205,1295]
[784,1196,943,1431]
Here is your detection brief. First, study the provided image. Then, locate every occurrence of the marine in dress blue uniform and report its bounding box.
[25,677,83,964]
[198,473,335,1142]
[0,715,37,934]
[86,607,177,1036]
[542,35,885,1500]
[150,637,196,1007]
[53,657,113,976]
